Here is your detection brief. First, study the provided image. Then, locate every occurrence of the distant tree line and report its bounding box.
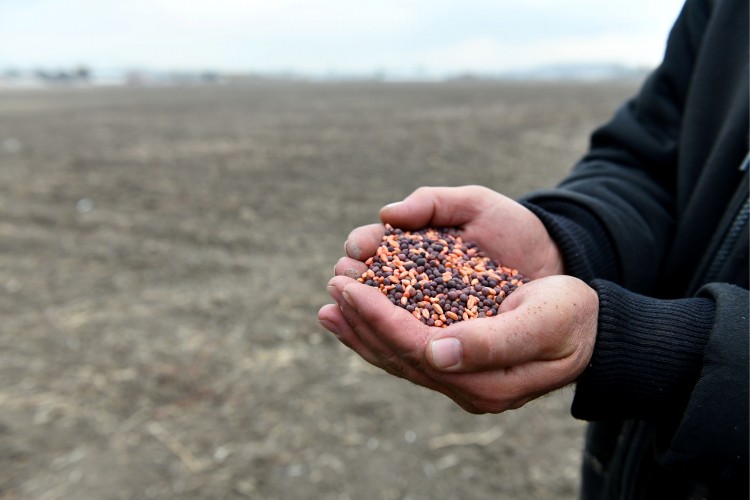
[2,66,91,84]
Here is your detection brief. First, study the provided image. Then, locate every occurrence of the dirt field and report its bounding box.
[0,80,638,499]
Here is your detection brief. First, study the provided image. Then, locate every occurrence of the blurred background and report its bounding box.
[1,1,682,499]
[2,0,683,84]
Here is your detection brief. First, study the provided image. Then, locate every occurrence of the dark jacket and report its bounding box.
[522,0,748,497]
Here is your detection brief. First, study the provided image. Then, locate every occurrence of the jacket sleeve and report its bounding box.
[573,280,748,484]
[521,0,711,294]
[520,0,749,484]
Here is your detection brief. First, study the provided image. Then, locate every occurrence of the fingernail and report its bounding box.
[431,338,461,369]
[345,240,361,260]
[382,201,403,211]
[344,268,361,279]
[319,318,340,337]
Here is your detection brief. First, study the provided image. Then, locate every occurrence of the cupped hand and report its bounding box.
[318,274,598,413]
[339,186,564,282]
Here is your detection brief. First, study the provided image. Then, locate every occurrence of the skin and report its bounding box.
[318,185,599,414]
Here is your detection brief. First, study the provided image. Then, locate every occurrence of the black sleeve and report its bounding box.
[519,0,749,483]
[573,280,748,485]
[521,0,711,294]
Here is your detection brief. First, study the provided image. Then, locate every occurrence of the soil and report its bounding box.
[0,80,637,499]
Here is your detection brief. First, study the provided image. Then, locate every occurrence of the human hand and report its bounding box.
[318,274,598,413]
[338,186,564,283]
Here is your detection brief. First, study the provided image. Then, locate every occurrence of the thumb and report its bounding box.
[425,309,544,372]
[379,185,494,230]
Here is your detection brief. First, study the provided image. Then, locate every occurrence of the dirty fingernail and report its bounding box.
[344,268,361,279]
[431,338,461,369]
[345,240,361,260]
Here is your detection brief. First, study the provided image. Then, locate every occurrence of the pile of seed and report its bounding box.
[358,224,529,327]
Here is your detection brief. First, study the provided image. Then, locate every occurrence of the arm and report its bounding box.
[521,0,712,293]
[572,281,748,484]
[522,0,748,483]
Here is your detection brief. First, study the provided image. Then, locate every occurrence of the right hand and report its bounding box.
[336,185,564,281]
[319,274,598,414]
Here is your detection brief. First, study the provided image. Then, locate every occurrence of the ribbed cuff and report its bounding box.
[572,279,715,422]
[521,199,620,283]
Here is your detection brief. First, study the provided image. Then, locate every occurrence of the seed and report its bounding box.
[359,224,528,328]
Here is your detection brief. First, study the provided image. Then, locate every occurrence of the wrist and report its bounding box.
[520,198,620,283]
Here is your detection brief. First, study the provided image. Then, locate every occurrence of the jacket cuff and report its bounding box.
[521,199,620,283]
[571,279,714,422]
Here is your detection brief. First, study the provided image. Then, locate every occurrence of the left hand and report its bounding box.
[318,275,598,413]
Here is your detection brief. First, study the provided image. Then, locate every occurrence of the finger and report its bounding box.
[318,303,346,339]
[322,286,407,373]
[379,185,496,230]
[345,223,385,261]
[326,276,358,315]
[340,280,432,366]
[320,301,434,384]
[327,276,416,362]
[327,278,463,393]
[318,303,388,367]
[329,275,439,376]
[334,256,368,279]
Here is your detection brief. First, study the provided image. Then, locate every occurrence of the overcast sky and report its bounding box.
[1,0,686,76]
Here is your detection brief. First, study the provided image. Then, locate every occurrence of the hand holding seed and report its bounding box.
[318,274,598,414]
[320,185,595,412]
[341,185,565,281]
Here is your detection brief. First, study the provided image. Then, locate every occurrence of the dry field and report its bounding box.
[0,80,638,499]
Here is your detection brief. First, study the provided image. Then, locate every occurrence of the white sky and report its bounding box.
[0,0,686,75]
